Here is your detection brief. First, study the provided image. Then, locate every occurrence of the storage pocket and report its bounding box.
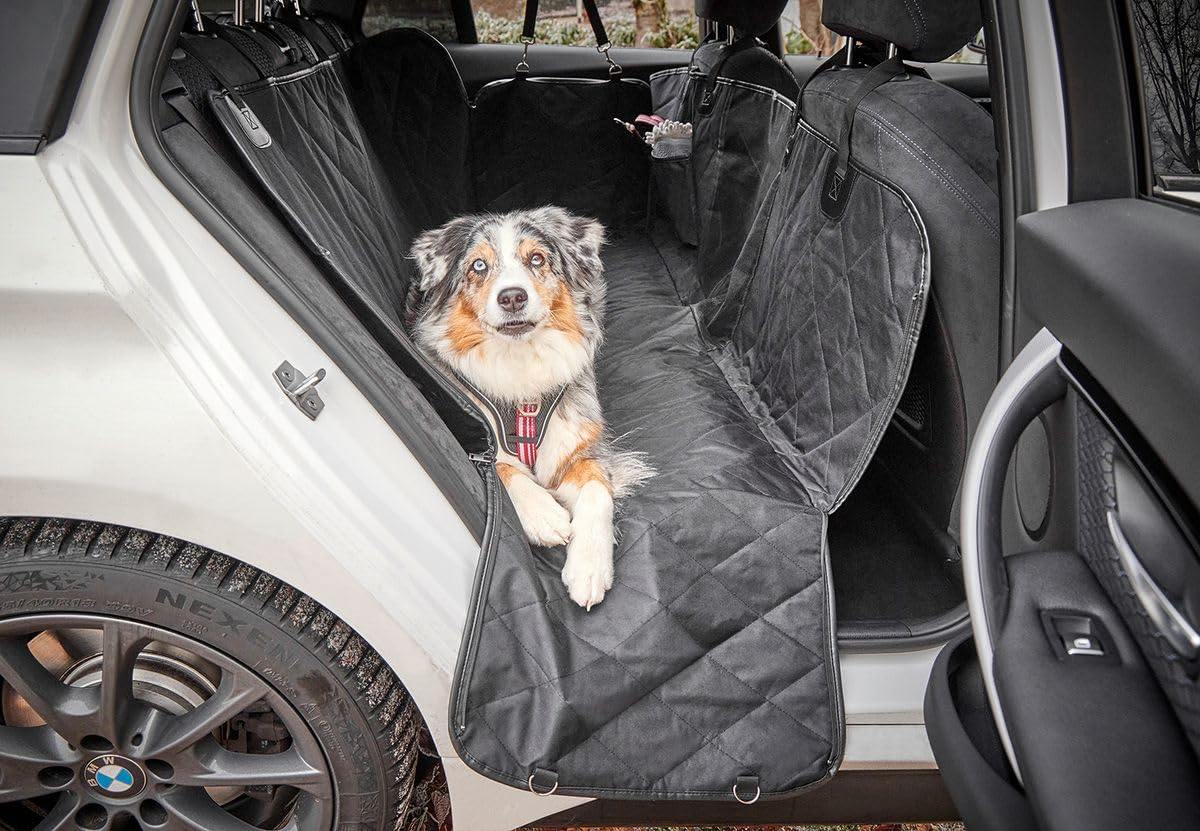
[650,136,698,246]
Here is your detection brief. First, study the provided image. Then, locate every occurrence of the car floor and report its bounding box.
[828,472,964,625]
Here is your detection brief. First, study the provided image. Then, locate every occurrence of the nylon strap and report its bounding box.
[697,35,759,115]
[521,0,611,49]
[833,56,906,180]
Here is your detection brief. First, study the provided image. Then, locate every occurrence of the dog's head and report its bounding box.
[406,207,606,403]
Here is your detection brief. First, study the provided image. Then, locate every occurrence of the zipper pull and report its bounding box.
[468,452,496,466]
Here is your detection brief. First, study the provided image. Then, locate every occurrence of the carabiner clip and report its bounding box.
[597,41,622,77]
[516,35,535,74]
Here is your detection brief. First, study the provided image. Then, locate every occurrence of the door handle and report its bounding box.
[1107,510,1200,659]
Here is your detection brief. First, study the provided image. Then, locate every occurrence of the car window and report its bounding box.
[362,0,459,40]
[361,0,988,60]
[1129,0,1200,202]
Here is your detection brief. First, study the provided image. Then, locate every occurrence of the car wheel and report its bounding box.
[0,517,422,831]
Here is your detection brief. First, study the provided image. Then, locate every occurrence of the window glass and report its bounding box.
[362,0,458,40]
[466,1,810,52]
[1130,0,1200,197]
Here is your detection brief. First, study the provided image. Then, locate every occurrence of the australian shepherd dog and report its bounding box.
[406,207,651,609]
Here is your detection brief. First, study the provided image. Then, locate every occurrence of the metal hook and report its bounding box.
[597,41,622,76]
[516,35,535,74]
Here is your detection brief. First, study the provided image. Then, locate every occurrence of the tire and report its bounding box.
[0,516,424,831]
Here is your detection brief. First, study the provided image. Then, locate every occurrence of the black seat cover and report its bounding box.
[814,0,999,534]
[191,14,935,800]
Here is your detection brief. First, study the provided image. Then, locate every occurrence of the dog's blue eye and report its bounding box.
[470,258,488,273]
[530,252,545,267]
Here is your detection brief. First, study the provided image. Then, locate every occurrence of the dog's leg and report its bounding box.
[554,459,614,610]
[497,463,573,547]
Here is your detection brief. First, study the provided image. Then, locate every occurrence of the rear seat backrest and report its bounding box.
[808,0,1000,529]
[648,38,799,301]
[727,115,928,509]
[342,29,474,231]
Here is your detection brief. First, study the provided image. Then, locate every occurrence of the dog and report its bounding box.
[406,207,650,609]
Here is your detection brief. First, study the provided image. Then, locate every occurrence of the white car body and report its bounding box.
[0,2,1003,827]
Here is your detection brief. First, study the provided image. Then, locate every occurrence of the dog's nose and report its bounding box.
[497,287,528,313]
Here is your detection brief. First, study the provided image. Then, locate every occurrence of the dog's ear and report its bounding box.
[527,207,605,285]
[574,215,605,261]
[408,216,477,292]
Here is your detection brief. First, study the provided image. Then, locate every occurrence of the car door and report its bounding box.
[924,1,1200,829]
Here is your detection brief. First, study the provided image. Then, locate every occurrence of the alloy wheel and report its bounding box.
[0,615,334,831]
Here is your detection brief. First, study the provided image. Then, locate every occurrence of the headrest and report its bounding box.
[694,0,789,37]
[822,0,981,62]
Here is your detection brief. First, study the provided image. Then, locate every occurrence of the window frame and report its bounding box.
[1120,0,1200,207]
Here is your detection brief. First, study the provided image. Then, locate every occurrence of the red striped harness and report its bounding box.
[514,402,541,467]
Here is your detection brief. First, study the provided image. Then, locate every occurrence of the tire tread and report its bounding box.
[0,516,422,831]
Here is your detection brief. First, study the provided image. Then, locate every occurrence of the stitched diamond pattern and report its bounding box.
[456,122,927,798]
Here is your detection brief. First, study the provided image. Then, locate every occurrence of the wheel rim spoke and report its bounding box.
[98,622,149,742]
[0,616,334,831]
[0,724,76,801]
[142,669,270,758]
[32,792,82,831]
[0,636,95,741]
[175,739,331,798]
[159,787,298,831]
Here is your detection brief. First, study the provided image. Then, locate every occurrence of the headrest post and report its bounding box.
[254,0,265,22]
[188,0,205,32]
[844,39,856,66]
[233,0,245,27]
[886,42,898,59]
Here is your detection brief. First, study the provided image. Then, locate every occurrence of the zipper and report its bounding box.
[454,449,499,731]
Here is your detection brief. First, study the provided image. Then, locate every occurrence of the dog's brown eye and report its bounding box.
[470,258,488,274]
[530,252,545,268]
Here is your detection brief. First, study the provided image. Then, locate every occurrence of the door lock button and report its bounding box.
[1040,611,1116,662]
[1066,634,1105,657]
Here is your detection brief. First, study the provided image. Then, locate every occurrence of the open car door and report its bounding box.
[924,1,1200,829]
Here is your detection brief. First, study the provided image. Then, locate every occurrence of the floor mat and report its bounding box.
[827,475,963,624]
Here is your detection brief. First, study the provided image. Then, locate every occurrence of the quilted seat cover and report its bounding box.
[450,113,929,798]
[203,41,929,801]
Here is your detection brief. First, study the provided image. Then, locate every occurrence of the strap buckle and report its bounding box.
[516,35,535,74]
[597,41,622,76]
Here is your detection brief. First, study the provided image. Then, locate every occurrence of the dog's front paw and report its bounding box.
[513,487,573,548]
[561,523,614,610]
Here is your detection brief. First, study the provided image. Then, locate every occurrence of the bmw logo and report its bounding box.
[83,755,147,799]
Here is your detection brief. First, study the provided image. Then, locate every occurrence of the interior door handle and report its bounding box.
[1107,510,1200,659]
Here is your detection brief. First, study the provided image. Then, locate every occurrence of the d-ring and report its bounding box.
[732,781,760,805]
[528,774,559,796]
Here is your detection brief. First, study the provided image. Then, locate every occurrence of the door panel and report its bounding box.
[926,0,1200,819]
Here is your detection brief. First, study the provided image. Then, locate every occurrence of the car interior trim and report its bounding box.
[960,326,1064,784]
